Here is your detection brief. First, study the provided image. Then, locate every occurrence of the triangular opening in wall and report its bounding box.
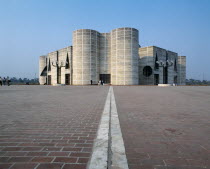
[155,53,159,70]
[48,58,51,71]
[40,66,47,76]
[65,53,69,69]
[174,59,177,72]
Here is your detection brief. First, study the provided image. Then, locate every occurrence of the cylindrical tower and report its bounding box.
[72,29,100,85]
[111,27,139,85]
[39,55,47,85]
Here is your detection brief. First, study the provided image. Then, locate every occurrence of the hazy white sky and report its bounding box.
[0,0,210,80]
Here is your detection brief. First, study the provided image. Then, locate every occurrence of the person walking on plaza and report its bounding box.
[90,80,93,85]
[0,77,2,86]
[3,77,6,85]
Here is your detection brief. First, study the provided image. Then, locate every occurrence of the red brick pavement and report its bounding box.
[0,86,108,169]
[114,86,210,169]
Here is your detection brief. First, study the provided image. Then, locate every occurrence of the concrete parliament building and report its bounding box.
[39,27,186,85]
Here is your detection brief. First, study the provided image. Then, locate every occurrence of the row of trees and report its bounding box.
[9,77,39,85]
[186,79,210,85]
[4,77,210,85]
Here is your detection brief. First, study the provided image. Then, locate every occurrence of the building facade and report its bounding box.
[39,27,186,85]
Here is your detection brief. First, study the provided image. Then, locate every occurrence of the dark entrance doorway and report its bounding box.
[174,76,177,84]
[48,75,51,85]
[65,74,70,85]
[100,74,110,84]
[163,67,168,84]
[57,68,61,84]
[154,74,159,85]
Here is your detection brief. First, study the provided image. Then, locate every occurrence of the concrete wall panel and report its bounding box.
[39,55,47,85]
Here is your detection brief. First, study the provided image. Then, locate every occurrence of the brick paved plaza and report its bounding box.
[114,86,210,169]
[0,86,210,169]
[0,86,109,169]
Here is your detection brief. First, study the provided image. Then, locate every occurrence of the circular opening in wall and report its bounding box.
[143,66,152,77]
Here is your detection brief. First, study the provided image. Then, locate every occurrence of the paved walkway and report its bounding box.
[114,86,210,169]
[0,86,109,169]
[0,86,210,169]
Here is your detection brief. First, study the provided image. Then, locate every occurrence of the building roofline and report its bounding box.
[73,29,100,33]
[47,46,72,55]
[111,27,138,32]
[140,46,178,54]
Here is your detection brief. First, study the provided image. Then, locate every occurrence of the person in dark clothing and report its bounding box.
[90,80,93,85]
[101,80,103,85]
[0,77,2,86]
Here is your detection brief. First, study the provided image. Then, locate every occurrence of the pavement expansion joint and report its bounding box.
[87,87,128,169]
[107,87,112,168]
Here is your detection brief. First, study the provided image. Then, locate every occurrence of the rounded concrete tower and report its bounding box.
[39,55,46,85]
[111,27,139,85]
[72,29,100,85]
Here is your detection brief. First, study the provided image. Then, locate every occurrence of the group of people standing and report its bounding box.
[90,80,104,85]
[0,77,10,86]
[98,80,104,85]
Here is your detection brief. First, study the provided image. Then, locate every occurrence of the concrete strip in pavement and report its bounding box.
[87,87,111,169]
[88,86,128,169]
[110,87,129,169]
